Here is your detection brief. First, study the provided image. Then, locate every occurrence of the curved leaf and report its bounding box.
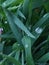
[37,52,49,62]
[0,53,21,65]
[4,9,22,44]
[22,36,35,65]
[2,0,16,8]
[4,10,35,39]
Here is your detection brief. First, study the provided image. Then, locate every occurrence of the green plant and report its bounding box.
[0,0,49,65]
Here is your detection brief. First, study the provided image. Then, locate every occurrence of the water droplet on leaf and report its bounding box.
[3,3,6,6]
[5,21,7,24]
[25,44,28,48]
[35,27,43,34]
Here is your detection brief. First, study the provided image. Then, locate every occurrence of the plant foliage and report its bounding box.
[0,0,49,65]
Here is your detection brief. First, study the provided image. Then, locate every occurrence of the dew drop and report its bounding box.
[25,44,28,48]
[18,44,20,46]
[3,3,6,6]
[5,21,7,24]
[35,27,43,34]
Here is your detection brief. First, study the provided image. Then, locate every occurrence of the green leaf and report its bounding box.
[0,43,22,65]
[44,1,49,12]
[0,42,5,52]
[32,13,49,45]
[37,52,49,63]
[8,3,22,11]
[33,40,47,54]
[21,50,24,65]
[12,42,23,51]
[4,9,22,44]
[0,33,14,38]
[22,36,35,65]
[32,0,44,9]
[13,51,20,65]
[15,51,20,60]
[0,53,21,65]
[5,10,35,39]
[23,0,30,16]
[2,0,16,8]
[17,10,26,20]
[0,50,16,65]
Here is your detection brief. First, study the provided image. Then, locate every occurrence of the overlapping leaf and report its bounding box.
[22,36,35,65]
[2,0,16,8]
[31,13,49,45]
[4,10,35,39]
